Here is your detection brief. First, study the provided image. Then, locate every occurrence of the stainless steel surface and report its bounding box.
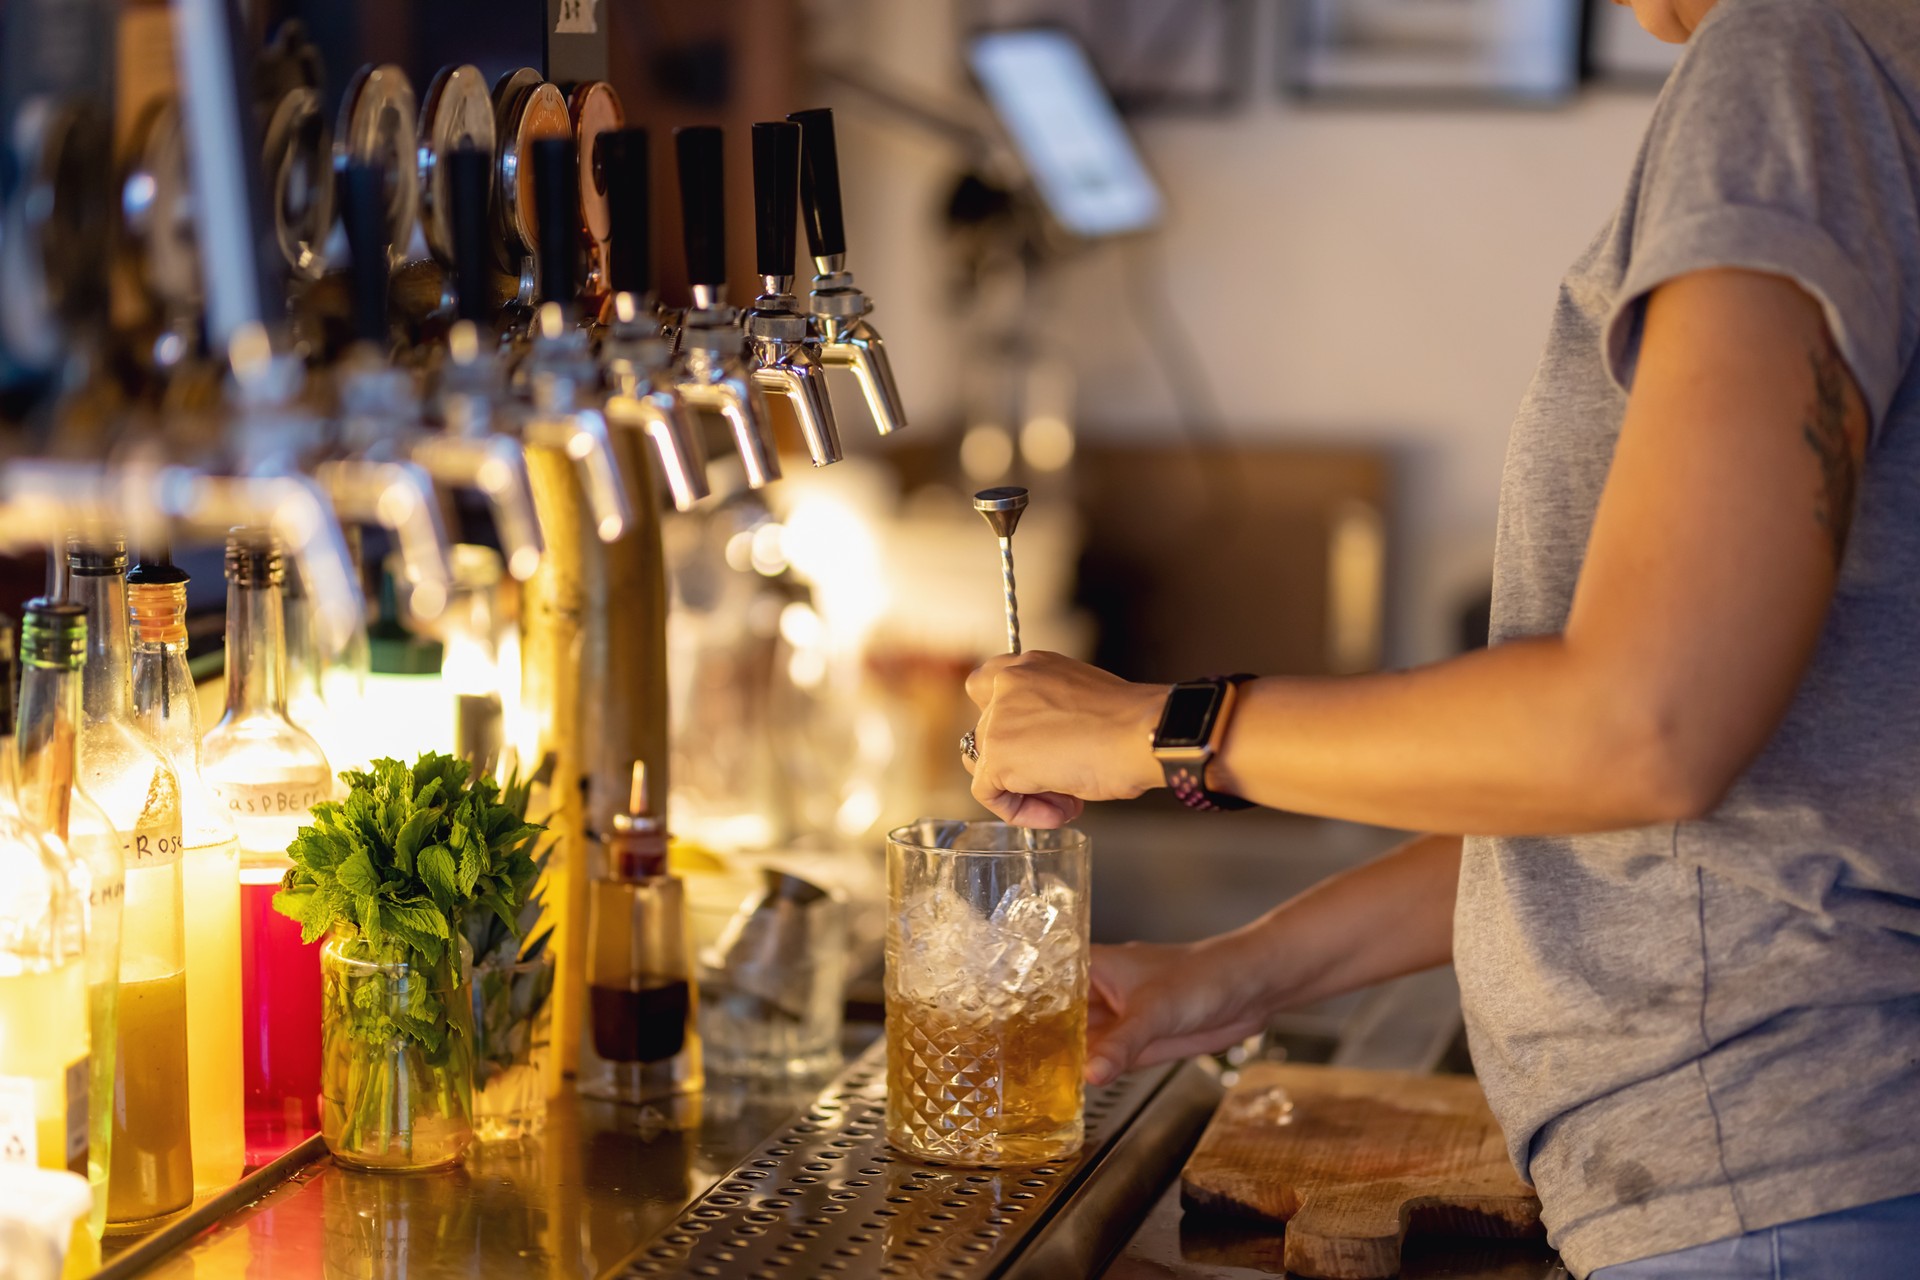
[617,1039,1221,1280]
[336,64,420,262]
[744,285,843,469]
[974,486,1029,656]
[806,268,908,437]
[601,291,710,512]
[261,85,333,282]
[707,869,836,1019]
[672,307,780,490]
[1101,1180,1568,1280]
[104,1084,823,1280]
[418,65,495,266]
[93,1136,328,1280]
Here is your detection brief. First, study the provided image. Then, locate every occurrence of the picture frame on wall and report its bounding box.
[1282,0,1586,105]
[1583,0,1684,88]
[964,0,1256,115]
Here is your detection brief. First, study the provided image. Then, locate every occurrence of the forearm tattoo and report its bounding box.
[1803,339,1862,566]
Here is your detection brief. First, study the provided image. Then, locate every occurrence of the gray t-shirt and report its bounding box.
[1456,1,1920,1275]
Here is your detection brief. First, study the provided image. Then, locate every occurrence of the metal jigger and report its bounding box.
[974,486,1029,655]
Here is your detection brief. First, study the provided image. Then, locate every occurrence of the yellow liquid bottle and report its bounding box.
[67,539,194,1230]
[0,609,93,1230]
[15,600,125,1241]
[130,566,246,1193]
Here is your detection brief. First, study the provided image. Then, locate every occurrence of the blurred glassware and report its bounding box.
[466,841,555,1144]
[699,869,847,1082]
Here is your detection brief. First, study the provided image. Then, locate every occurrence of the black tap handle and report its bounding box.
[532,135,578,309]
[448,147,493,324]
[751,121,801,281]
[602,127,651,297]
[340,162,391,345]
[675,126,726,289]
[787,108,846,261]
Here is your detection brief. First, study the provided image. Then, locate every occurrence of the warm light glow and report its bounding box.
[1020,415,1076,472]
[961,424,1014,483]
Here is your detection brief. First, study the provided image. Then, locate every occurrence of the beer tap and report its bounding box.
[311,161,456,617]
[669,126,780,489]
[412,146,546,580]
[515,135,631,543]
[744,120,842,468]
[788,108,908,437]
[596,127,709,512]
[0,0,366,655]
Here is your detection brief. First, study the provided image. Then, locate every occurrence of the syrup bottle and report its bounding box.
[578,763,702,1104]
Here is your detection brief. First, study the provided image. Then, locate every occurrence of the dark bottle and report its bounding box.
[578,764,702,1103]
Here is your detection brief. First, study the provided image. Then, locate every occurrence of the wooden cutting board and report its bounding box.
[1179,1062,1543,1279]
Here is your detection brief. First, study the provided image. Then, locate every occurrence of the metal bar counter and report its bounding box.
[89,1038,1565,1280]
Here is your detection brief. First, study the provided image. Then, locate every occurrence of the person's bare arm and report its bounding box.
[1087,833,1460,1081]
[968,269,1870,835]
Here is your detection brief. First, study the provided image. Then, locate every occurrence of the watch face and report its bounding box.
[1156,682,1224,749]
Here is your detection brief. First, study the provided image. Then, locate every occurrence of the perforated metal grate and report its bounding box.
[618,1039,1201,1279]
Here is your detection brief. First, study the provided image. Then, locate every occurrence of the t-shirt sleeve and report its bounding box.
[1605,0,1920,437]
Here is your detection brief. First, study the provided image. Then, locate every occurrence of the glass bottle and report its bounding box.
[579,764,702,1106]
[14,600,124,1241]
[127,563,245,1193]
[199,533,334,1166]
[0,640,91,1260]
[65,539,193,1228]
[280,566,329,748]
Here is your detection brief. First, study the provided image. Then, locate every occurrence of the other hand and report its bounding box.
[1086,938,1271,1085]
[963,651,1166,828]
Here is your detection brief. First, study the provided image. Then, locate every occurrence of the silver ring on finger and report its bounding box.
[960,728,979,763]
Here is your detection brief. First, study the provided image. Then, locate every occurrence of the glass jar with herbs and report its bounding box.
[274,756,542,1172]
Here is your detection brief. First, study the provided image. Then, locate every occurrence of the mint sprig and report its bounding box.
[273,753,544,1049]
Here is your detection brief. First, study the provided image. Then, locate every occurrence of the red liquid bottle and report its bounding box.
[200,535,334,1166]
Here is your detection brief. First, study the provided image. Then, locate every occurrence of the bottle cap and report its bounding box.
[225,528,286,586]
[65,533,128,575]
[20,599,87,670]
[608,760,667,878]
[126,558,191,645]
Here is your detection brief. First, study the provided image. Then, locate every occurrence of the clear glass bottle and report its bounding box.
[280,566,330,748]
[127,564,245,1193]
[579,764,702,1106]
[199,533,334,1166]
[65,539,193,1228]
[14,600,124,1241]
[0,681,91,1264]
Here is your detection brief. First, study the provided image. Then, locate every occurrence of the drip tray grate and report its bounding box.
[619,1039,1217,1279]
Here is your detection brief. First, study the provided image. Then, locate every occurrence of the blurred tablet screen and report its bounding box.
[968,28,1163,239]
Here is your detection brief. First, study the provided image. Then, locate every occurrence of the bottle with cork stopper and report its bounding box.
[578,763,703,1106]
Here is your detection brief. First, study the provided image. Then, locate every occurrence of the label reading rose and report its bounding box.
[125,822,184,868]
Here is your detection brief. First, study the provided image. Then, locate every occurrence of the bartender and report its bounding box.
[962,1,1920,1276]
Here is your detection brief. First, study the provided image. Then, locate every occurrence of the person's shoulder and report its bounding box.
[1686,0,1877,60]
[1661,0,1899,104]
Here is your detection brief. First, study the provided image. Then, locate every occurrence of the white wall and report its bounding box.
[815,1,1660,663]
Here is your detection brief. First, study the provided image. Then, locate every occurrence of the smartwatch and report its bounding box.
[1151,675,1256,811]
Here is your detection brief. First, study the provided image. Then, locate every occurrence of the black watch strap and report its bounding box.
[1155,674,1256,812]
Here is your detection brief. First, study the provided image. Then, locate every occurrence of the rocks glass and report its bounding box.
[884,821,1090,1166]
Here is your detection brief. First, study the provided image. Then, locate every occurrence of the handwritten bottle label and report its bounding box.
[65,1058,88,1174]
[211,781,329,818]
[555,0,596,34]
[125,821,184,869]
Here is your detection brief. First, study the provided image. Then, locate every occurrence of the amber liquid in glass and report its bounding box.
[588,979,692,1063]
[885,997,1086,1165]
